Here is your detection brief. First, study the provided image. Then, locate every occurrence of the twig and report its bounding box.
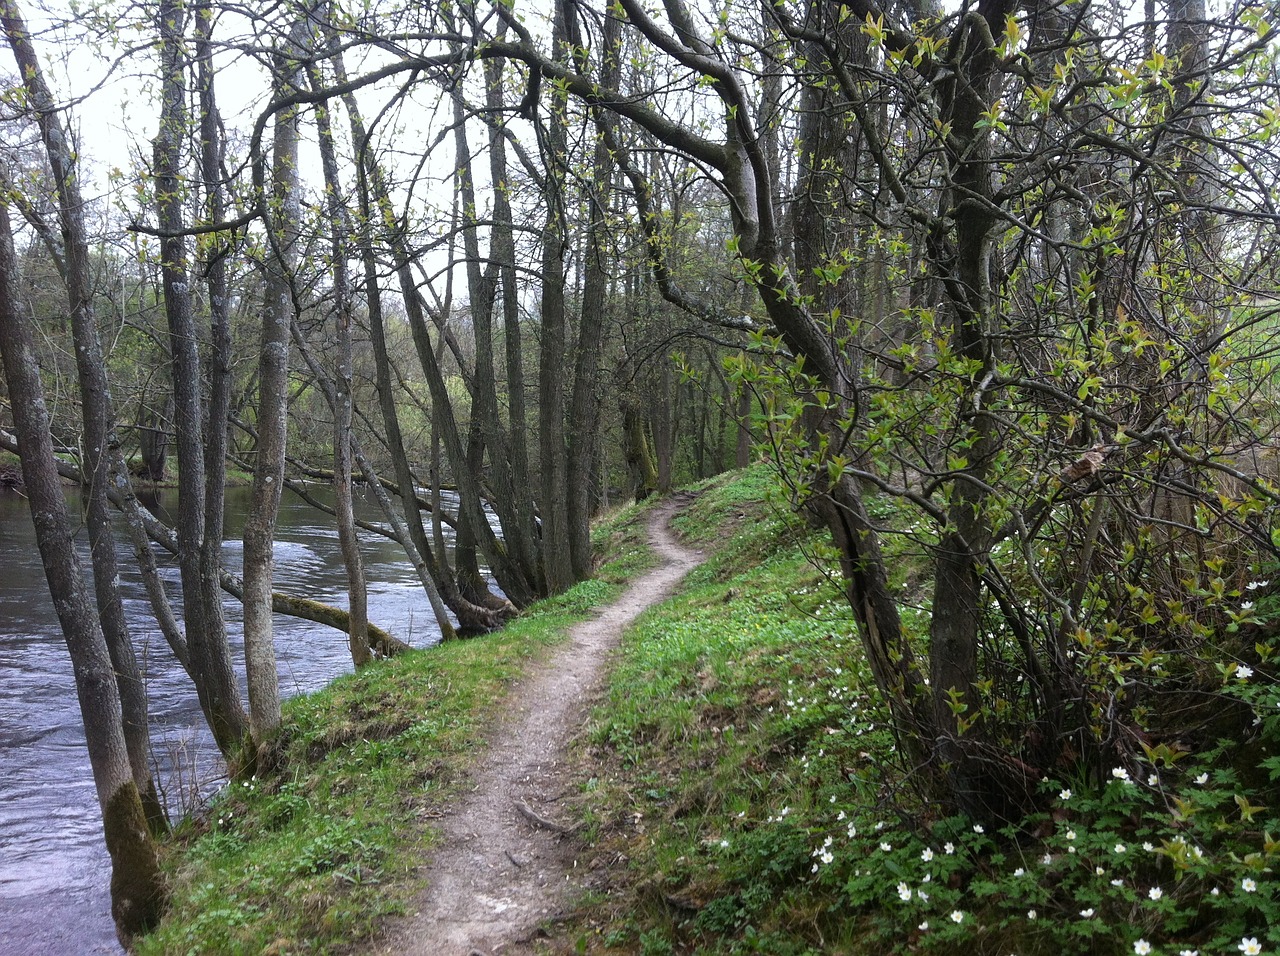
[513,799,578,834]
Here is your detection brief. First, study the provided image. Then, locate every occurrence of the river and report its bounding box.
[0,485,449,954]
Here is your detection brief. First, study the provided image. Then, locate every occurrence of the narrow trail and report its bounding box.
[365,496,703,956]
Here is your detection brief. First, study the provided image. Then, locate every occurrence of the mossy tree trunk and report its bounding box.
[2,0,167,829]
[0,198,166,947]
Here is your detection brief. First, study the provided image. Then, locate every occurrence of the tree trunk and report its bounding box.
[622,399,659,502]
[0,197,166,947]
[537,6,575,593]
[653,361,675,491]
[334,47,534,615]
[735,384,752,468]
[565,11,622,580]
[2,0,166,827]
[243,22,312,753]
[485,53,543,591]
[349,148,487,634]
[310,63,372,668]
[450,87,522,612]
[156,0,246,757]
[137,393,169,481]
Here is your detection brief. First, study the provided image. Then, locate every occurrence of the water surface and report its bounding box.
[0,486,447,953]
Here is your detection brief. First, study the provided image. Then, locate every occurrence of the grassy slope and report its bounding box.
[562,466,894,956]
[136,499,655,955]
[557,469,1280,956]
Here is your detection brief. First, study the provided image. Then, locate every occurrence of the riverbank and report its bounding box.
[133,494,659,955]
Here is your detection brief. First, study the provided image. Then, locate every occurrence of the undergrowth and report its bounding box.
[564,466,1280,956]
[134,466,1280,956]
[134,497,654,955]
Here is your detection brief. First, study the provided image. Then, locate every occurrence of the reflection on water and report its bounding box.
[0,485,447,953]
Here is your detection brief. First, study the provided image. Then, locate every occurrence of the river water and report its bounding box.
[0,486,447,954]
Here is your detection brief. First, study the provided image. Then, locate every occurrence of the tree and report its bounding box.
[0,190,166,950]
[241,9,313,755]
[1,0,171,829]
[154,0,247,757]
[308,58,373,669]
[452,0,1280,818]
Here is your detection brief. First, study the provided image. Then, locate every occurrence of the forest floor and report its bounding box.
[362,495,704,956]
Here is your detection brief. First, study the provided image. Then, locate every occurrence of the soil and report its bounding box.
[363,495,703,956]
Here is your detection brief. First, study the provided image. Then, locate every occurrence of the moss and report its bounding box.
[270,593,409,657]
[104,782,168,946]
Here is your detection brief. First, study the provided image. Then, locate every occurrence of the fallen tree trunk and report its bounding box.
[0,429,411,657]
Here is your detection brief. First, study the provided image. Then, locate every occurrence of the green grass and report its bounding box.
[135,501,657,956]
[139,464,1278,955]
[556,466,1280,956]
[564,466,893,955]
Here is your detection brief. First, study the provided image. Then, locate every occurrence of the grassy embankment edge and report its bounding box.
[556,464,893,955]
[548,467,1280,956]
[134,495,659,955]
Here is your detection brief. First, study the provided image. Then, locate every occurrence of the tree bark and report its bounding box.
[195,0,239,741]
[0,197,166,948]
[242,20,311,752]
[450,87,523,612]
[309,64,372,668]
[485,53,543,591]
[565,8,622,579]
[2,0,167,827]
[537,5,575,594]
[155,0,246,757]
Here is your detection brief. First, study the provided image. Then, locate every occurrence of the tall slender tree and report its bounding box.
[0,197,166,949]
[155,0,246,756]
[1,0,167,826]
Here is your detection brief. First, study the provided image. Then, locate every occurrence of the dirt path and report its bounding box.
[365,497,702,956]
